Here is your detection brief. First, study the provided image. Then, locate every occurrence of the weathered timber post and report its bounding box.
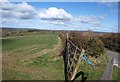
[70,49,85,80]
[64,32,69,81]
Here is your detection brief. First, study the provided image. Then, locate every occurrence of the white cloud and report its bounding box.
[1,9,14,18]
[1,1,36,19]
[16,2,36,13]
[73,15,106,27]
[0,1,14,11]
[38,7,73,21]
[99,15,106,20]
[38,9,106,27]
[14,2,36,19]
[97,2,118,13]
[79,16,98,23]
[101,0,119,2]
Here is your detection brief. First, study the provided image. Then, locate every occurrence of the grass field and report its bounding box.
[2,33,64,80]
[3,34,57,52]
[2,32,109,80]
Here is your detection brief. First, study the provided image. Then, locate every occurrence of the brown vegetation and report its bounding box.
[99,33,120,53]
[59,31,105,58]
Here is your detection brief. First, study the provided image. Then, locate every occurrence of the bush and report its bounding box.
[68,32,105,57]
[99,33,120,53]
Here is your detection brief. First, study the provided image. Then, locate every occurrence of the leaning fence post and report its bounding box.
[70,49,85,80]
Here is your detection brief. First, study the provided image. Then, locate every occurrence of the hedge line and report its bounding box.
[59,31,105,58]
[99,33,120,53]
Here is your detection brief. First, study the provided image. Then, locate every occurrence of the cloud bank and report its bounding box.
[1,1,114,32]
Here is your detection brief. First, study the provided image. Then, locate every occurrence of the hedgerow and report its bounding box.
[99,33,120,53]
[68,32,105,58]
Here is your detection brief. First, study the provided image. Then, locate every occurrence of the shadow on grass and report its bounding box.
[71,71,88,82]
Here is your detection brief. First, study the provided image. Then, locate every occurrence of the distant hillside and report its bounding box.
[1,27,118,37]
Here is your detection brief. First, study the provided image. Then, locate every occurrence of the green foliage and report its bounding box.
[69,32,105,57]
[112,66,119,80]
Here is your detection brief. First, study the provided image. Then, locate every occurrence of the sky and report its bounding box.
[0,0,118,32]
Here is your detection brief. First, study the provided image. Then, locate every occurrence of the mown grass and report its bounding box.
[112,66,119,80]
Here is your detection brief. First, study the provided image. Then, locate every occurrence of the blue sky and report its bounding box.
[1,1,118,32]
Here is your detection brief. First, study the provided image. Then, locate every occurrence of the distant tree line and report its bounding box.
[2,28,61,37]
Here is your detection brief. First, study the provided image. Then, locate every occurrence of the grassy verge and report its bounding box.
[112,66,119,80]
[77,53,108,80]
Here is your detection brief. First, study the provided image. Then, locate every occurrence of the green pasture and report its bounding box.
[2,34,57,53]
[2,34,64,80]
